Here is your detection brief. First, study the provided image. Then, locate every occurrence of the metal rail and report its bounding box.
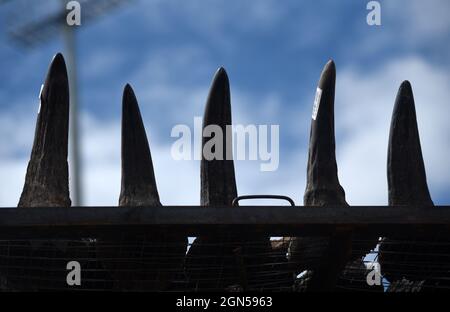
[0,206,449,238]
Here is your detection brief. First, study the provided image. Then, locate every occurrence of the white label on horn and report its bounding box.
[312,87,322,120]
[38,84,44,114]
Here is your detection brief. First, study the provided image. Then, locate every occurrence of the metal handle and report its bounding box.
[232,195,295,207]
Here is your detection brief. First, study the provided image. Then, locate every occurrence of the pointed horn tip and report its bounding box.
[50,53,67,70]
[46,53,68,82]
[53,52,65,62]
[217,66,227,74]
[394,80,414,109]
[317,59,336,90]
[123,83,137,106]
[323,59,336,74]
[209,66,230,90]
[399,80,412,92]
[124,83,134,94]
[214,66,229,80]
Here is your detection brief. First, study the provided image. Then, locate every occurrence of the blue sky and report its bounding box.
[0,0,449,206]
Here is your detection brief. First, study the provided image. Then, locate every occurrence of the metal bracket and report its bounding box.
[232,195,295,207]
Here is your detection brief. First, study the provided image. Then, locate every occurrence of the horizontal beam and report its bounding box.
[0,206,449,238]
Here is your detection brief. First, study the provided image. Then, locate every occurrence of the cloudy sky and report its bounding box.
[0,0,449,207]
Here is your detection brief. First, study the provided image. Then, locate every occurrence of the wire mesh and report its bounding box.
[0,235,449,292]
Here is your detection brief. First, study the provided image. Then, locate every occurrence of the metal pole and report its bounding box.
[61,1,82,206]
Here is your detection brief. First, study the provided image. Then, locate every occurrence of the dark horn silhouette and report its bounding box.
[289,60,377,291]
[387,81,433,207]
[200,67,237,207]
[304,60,345,206]
[119,84,161,207]
[4,53,78,291]
[97,84,187,291]
[379,81,449,288]
[18,53,70,208]
[185,68,274,291]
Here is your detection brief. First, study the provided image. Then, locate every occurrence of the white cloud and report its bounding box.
[355,0,450,56]
[0,108,35,158]
[0,160,27,207]
[384,0,450,40]
[144,0,288,32]
[335,56,450,204]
